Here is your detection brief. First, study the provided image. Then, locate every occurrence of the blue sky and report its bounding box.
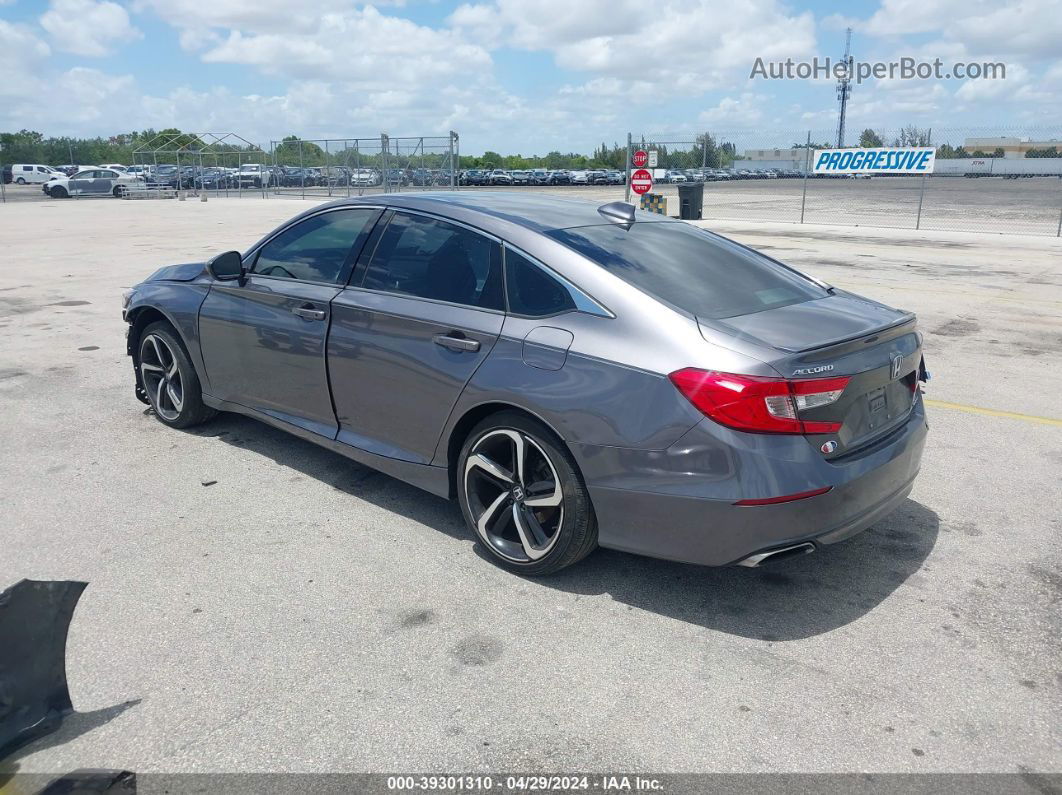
[1,0,1059,154]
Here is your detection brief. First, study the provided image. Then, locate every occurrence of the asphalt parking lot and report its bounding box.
[1,197,1060,777]
[7,175,1062,235]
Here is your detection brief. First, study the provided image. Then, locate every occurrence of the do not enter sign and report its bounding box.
[630,168,653,195]
[632,149,649,168]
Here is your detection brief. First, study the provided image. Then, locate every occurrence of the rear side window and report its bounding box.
[504,249,576,317]
[254,209,377,283]
[547,222,827,319]
[361,212,504,310]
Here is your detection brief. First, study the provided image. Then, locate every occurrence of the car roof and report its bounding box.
[318,191,671,233]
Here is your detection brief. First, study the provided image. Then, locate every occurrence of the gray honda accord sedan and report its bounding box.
[123,192,928,574]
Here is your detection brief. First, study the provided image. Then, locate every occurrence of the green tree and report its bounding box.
[858,128,884,147]
[273,135,325,166]
[893,125,932,147]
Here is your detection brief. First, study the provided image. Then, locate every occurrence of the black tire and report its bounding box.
[137,321,216,429]
[50,185,68,198]
[457,411,597,576]
[16,177,26,185]
[113,185,126,198]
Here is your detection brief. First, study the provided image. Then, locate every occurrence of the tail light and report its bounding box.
[669,369,850,434]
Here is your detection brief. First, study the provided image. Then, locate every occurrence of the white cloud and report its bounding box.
[0,21,50,100]
[133,0,409,38]
[861,0,1062,59]
[698,93,768,126]
[198,7,491,89]
[451,0,817,96]
[39,0,141,57]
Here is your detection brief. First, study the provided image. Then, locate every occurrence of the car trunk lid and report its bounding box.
[698,291,923,458]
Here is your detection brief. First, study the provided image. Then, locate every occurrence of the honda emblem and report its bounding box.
[891,354,903,380]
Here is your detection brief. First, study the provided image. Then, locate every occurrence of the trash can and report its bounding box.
[677,182,704,219]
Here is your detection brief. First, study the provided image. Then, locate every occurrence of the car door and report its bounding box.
[197,207,382,438]
[67,170,97,195]
[95,170,120,194]
[328,210,505,464]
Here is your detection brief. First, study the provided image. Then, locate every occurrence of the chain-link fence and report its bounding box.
[270,132,459,198]
[625,127,1062,236]
[131,132,272,199]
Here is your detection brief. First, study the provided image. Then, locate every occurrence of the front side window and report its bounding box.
[253,209,377,283]
[361,213,503,310]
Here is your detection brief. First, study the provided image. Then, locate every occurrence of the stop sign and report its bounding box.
[630,168,653,195]
[632,149,649,168]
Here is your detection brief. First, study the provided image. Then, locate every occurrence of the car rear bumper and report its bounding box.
[576,395,928,567]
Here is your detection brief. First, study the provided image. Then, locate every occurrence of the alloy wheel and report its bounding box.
[463,429,564,563]
[139,333,184,421]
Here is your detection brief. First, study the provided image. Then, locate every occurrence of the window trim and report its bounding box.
[351,208,507,313]
[502,243,613,320]
[244,206,384,287]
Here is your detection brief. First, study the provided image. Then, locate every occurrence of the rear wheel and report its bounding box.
[458,412,597,575]
[138,322,215,429]
[113,185,127,198]
[16,177,26,185]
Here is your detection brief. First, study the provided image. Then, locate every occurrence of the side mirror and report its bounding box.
[207,251,244,281]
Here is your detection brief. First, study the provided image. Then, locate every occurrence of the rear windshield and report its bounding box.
[547,222,827,319]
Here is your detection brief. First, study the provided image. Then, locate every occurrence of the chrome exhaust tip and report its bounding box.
[736,542,816,568]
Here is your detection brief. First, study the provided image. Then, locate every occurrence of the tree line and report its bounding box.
[856,127,1055,159]
[2,129,740,171]
[5,126,1053,169]
[0,128,264,166]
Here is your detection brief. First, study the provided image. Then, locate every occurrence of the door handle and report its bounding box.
[433,333,480,353]
[292,305,326,321]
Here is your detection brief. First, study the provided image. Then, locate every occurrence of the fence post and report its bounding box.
[915,174,927,229]
[381,134,389,194]
[915,128,932,230]
[1056,204,1061,237]
[624,132,632,204]
[451,130,459,190]
[799,131,811,224]
[345,141,351,198]
[297,139,305,200]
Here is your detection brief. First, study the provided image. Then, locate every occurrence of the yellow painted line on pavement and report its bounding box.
[925,399,1062,427]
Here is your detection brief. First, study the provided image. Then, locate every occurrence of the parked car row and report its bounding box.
[656,168,810,183]
[459,169,627,186]
[6,161,849,194]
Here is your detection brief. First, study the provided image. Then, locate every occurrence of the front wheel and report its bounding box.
[49,185,68,198]
[458,412,597,575]
[138,322,216,429]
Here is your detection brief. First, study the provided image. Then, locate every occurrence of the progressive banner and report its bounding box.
[813,147,936,175]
